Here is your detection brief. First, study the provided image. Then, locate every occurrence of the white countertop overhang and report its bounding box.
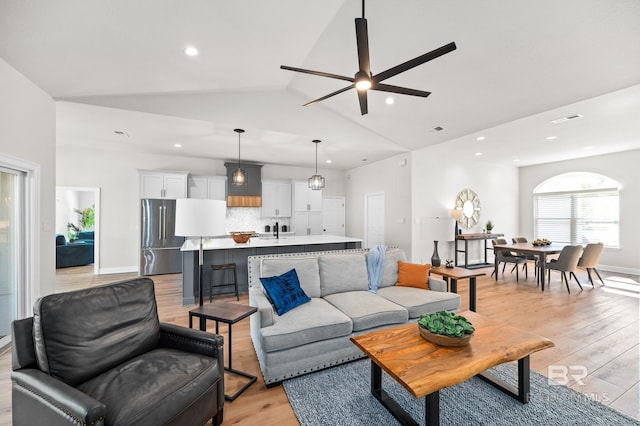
[180,235,363,251]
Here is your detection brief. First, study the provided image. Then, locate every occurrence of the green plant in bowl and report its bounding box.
[418,311,475,338]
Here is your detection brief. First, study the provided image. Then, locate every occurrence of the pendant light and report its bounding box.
[308,139,325,190]
[232,128,247,186]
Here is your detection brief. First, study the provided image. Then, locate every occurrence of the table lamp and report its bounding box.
[450,209,464,236]
[175,198,227,306]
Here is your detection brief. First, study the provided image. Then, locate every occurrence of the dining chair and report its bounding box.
[546,245,584,293]
[577,242,605,287]
[491,238,528,281]
[512,237,540,278]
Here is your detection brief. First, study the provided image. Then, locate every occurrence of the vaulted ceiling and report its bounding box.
[2,0,640,170]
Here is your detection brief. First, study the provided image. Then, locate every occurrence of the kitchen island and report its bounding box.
[180,235,362,305]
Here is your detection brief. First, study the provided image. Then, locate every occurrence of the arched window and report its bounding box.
[533,172,620,248]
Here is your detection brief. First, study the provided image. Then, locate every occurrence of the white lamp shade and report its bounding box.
[174,199,227,237]
[450,209,464,221]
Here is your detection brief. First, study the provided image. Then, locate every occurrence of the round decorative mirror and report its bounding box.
[454,188,481,229]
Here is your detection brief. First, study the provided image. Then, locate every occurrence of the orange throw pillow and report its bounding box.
[396,261,430,290]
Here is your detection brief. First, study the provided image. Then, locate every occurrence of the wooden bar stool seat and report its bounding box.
[210,263,239,301]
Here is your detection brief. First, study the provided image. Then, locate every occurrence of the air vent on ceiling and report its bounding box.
[429,126,445,133]
[114,130,129,137]
[551,114,583,124]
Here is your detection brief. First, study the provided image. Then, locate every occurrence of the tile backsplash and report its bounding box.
[225,207,291,234]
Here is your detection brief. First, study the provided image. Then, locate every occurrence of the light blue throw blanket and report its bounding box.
[367,245,387,293]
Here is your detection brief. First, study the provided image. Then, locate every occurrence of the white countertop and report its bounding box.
[180,234,363,251]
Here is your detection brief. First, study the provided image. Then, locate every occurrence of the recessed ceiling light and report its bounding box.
[385,97,395,105]
[584,146,593,150]
[545,136,558,140]
[513,159,520,162]
[325,159,332,164]
[474,152,483,156]
[476,136,486,141]
[184,46,199,56]
[174,144,182,148]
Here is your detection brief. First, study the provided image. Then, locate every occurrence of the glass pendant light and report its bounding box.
[308,139,325,190]
[232,128,247,186]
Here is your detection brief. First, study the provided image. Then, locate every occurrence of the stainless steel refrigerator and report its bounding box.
[140,199,185,275]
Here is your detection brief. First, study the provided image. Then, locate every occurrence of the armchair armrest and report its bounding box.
[428,276,448,292]
[159,323,224,359]
[12,369,106,425]
[249,287,274,328]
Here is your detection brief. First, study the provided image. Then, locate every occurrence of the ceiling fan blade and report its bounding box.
[280,65,354,83]
[303,85,354,107]
[355,18,371,74]
[357,90,368,115]
[373,42,457,83]
[371,83,431,98]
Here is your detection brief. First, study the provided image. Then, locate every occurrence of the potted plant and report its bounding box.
[417,311,475,347]
[485,220,494,233]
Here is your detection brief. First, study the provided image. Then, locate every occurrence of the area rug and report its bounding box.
[284,359,639,426]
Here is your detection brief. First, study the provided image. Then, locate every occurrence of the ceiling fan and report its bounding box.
[281,0,457,115]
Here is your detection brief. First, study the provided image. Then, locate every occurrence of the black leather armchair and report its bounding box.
[11,278,224,425]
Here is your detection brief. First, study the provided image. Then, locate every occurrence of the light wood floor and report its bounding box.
[1,264,638,425]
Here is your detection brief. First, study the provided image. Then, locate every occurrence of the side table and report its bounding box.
[429,266,486,312]
[189,301,258,401]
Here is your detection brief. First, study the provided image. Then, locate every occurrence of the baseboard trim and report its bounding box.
[597,264,640,276]
[98,265,138,275]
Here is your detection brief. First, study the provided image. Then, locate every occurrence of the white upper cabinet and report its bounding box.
[262,180,292,217]
[188,176,226,200]
[140,171,188,199]
[294,181,322,212]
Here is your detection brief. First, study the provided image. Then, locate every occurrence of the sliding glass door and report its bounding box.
[0,166,23,347]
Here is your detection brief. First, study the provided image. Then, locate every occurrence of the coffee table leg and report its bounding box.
[370,361,425,426]
[477,355,531,404]
[469,277,477,312]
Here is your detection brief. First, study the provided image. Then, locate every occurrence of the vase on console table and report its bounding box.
[431,240,441,267]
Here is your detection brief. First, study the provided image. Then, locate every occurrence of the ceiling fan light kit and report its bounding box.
[308,139,325,190]
[281,0,456,115]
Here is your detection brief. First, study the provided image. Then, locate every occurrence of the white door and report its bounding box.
[322,196,345,236]
[365,192,385,248]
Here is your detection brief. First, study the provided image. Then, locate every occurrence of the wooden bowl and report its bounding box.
[231,232,252,244]
[418,325,473,347]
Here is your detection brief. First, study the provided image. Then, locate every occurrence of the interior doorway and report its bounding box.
[322,196,345,236]
[364,192,385,248]
[56,187,100,274]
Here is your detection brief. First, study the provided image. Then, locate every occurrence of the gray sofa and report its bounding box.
[248,248,461,385]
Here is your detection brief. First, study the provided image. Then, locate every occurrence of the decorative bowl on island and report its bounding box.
[231,232,253,244]
[417,311,475,347]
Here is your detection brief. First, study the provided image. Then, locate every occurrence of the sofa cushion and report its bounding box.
[261,257,321,298]
[323,291,408,332]
[259,298,353,352]
[77,348,219,425]
[318,253,369,296]
[396,261,431,289]
[376,286,461,318]
[380,250,407,288]
[260,269,311,316]
[33,278,160,386]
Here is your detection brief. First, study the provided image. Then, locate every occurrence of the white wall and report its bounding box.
[411,143,519,265]
[520,149,640,273]
[345,153,413,257]
[56,144,346,273]
[0,59,56,306]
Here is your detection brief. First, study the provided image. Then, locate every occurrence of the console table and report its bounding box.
[455,233,504,269]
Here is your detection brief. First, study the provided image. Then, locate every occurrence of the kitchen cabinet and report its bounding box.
[294,181,322,212]
[188,175,226,200]
[294,211,323,236]
[139,171,188,199]
[261,180,292,217]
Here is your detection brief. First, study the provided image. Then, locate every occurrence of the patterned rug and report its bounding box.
[284,359,639,425]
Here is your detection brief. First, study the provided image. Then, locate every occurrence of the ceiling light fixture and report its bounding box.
[475,152,483,156]
[232,129,247,186]
[545,136,558,140]
[476,136,486,141]
[385,97,395,105]
[174,143,182,148]
[184,46,199,56]
[325,159,332,164]
[308,139,325,190]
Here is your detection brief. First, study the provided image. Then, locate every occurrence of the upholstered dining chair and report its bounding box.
[491,238,528,281]
[512,237,540,278]
[546,245,584,293]
[577,242,605,287]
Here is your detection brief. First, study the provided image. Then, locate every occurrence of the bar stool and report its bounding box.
[210,263,239,301]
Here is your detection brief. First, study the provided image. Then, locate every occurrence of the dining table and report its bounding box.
[492,242,567,291]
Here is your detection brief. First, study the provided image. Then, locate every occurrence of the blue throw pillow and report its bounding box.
[260,268,311,316]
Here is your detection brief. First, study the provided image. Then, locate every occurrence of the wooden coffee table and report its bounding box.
[351,311,554,426]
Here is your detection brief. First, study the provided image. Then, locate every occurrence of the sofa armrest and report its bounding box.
[159,323,224,359]
[249,287,274,328]
[428,276,448,292]
[12,369,106,425]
